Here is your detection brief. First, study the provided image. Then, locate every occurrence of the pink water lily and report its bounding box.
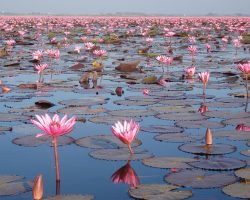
[111,119,140,154]
[156,55,173,72]
[236,124,250,132]
[188,45,197,62]
[35,64,48,83]
[185,66,196,78]
[93,49,107,57]
[31,114,76,138]
[143,88,150,95]
[31,114,76,183]
[238,62,250,98]
[198,71,210,96]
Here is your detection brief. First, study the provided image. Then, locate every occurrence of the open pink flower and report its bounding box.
[93,49,107,57]
[236,124,250,132]
[198,71,210,96]
[188,45,197,56]
[74,46,81,54]
[185,66,196,78]
[238,62,250,98]
[85,42,95,50]
[33,50,43,61]
[111,119,140,154]
[31,114,76,138]
[143,88,150,96]
[158,78,167,86]
[238,62,250,75]
[111,161,140,189]
[35,64,48,74]
[5,39,15,46]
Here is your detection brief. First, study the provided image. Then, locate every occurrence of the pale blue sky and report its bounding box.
[1,0,249,15]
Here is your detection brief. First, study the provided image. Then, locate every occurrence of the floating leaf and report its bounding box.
[165,170,237,188]
[59,97,109,106]
[89,115,142,124]
[223,183,250,199]
[128,84,164,92]
[156,113,208,121]
[142,157,196,169]
[107,109,156,117]
[235,168,250,180]
[0,126,12,134]
[205,101,243,108]
[114,99,157,106]
[0,175,31,196]
[203,110,250,119]
[241,149,250,157]
[159,99,201,106]
[129,184,192,200]
[89,148,153,161]
[188,157,246,171]
[44,194,94,200]
[223,118,250,126]
[175,120,225,129]
[0,113,30,122]
[58,106,106,115]
[12,135,75,147]
[149,106,195,114]
[179,143,236,155]
[154,133,197,143]
[141,125,183,134]
[34,100,55,109]
[142,76,158,84]
[75,135,141,149]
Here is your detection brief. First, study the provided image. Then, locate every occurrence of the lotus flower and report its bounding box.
[33,50,43,61]
[198,71,210,96]
[35,64,48,83]
[238,62,250,98]
[111,161,140,189]
[143,88,150,96]
[31,114,76,182]
[185,66,196,78]
[188,45,197,62]
[111,119,140,154]
[156,55,173,72]
[236,124,250,131]
[93,49,107,57]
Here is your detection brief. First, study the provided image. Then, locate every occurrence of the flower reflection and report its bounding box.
[198,103,208,113]
[111,161,140,189]
[235,124,250,132]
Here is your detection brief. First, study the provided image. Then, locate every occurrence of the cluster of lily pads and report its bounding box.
[0,15,250,199]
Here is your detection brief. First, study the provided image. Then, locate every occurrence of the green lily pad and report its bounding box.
[0,175,31,196]
[175,120,225,129]
[142,157,196,169]
[12,135,75,147]
[154,133,197,143]
[75,135,142,149]
[88,115,142,124]
[235,168,250,180]
[57,106,106,115]
[178,143,236,155]
[89,148,153,161]
[59,97,109,106]
[188,157,246,171]
[107,109,156,117]
[223,183,250,199]
[165,170,237,188]
[141,125,183,134]
[156,113,208,121]
[129,184,192,200]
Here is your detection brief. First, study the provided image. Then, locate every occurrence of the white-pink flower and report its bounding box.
[111,119,140,154]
